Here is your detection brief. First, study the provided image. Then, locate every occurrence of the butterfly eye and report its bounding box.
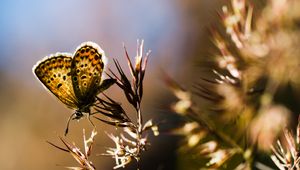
[73,76,78,82]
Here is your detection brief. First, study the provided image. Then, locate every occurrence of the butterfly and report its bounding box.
[33,42,115,135]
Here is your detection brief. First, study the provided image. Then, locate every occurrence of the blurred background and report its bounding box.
[0,0,227,169]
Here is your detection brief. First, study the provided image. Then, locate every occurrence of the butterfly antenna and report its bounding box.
[65,112,76,136]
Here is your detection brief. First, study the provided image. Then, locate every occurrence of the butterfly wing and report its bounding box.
[71,42,106,105]
[33,53,79,109]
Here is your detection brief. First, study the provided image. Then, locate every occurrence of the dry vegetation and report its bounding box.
[167,0,300,169]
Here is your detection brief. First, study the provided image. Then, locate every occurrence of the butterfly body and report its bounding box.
[33,42,108,134]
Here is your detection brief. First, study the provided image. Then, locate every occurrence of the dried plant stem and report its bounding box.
[137,104,143,133]
[136,104,143,158]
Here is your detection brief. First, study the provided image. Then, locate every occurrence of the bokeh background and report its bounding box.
[0,0,226,169]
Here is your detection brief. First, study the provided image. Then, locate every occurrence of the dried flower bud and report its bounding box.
[187,132,203,147]
[171,91,192,115]
[206,149,235,168]
[198,141,218,155]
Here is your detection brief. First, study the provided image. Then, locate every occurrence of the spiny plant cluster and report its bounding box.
[167,0,300,169]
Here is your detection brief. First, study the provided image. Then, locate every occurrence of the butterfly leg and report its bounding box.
[65,112,76,136]
[87,112,96,129]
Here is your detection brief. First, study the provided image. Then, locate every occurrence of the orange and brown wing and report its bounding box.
[71,42,106,103]
[33,53,79,109]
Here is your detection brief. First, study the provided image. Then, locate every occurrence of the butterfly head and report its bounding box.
[73,110,84,120]
[74,104,91,119]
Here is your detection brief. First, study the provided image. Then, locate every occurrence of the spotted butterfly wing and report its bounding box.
[71,42,106,107]
[33,53,79,109]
